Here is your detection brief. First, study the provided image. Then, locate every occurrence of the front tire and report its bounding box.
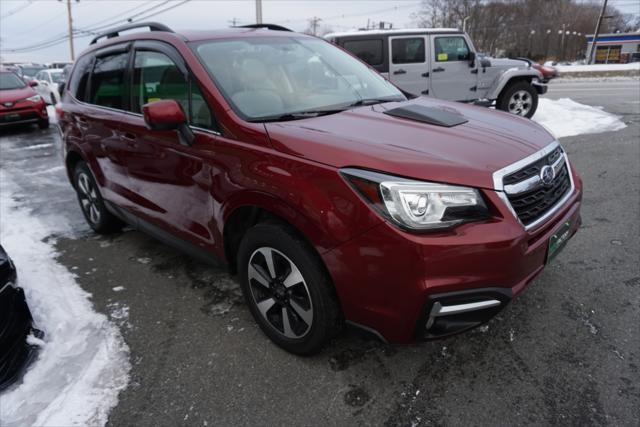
[38,119,49,129]
[237,223,341,355]
[497,81,538,118]
[73,162,123,234]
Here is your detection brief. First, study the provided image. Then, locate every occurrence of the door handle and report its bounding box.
[393,69,407,75]
[122,132,137,141]
[121,132,138,146]
[76,116,89,130]
[422,72,430,78]
[432,67,445,72]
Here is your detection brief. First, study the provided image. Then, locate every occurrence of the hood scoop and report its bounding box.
[383,104,468,127]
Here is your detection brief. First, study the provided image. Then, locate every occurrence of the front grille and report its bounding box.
[503,147,571,227]
[503,147,562,185]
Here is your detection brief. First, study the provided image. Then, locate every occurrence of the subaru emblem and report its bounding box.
[540,165,555,186]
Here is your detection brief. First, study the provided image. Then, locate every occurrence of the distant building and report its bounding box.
[586,32,640,63]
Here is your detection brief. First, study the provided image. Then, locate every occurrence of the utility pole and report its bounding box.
[462,16,470,33]
[588,0,608,64]
[560,24,566,60]
[309,16,321,35]
[255,0,262,24]
[59,0,77,61]
[228,17,240,27]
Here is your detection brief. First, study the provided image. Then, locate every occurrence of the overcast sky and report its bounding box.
[1,0,639,63]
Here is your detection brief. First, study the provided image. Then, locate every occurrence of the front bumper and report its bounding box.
[0,100,48,127]
[0,255,40,392]
[323,170,582,343]
[533,80,548,95]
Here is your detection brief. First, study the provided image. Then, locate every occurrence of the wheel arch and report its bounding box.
[65,149,85,187]
[220,192,338,276]
[490,70,539,101]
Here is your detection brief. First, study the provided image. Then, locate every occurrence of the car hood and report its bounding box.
[0,86,35,103]
[265,97,555,190]
[486,57,530,68]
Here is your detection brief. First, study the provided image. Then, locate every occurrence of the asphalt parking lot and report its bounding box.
[1,79,638,426]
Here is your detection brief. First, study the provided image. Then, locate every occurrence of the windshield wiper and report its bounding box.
[249,109,346,123]
[347,97,404,107]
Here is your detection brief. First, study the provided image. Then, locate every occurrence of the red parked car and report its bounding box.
[0,70,49,129]
[58,23,582,354]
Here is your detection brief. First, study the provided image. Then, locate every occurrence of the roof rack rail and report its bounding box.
[90,22,174,45]
[237,23,292,32]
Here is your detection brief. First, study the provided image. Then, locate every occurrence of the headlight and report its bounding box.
[25,94,42,102]
[342,168,489,231]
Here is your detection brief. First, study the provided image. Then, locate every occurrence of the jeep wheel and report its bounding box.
[237,223,341,355]
[74,162,124,234]
[497,81,538,118]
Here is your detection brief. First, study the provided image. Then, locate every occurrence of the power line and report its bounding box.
[0,0,34,20]
[3,0,193,53]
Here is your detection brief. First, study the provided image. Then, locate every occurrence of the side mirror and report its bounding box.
[142,99,194,146]
[58,81,66,97]
[468,51,476,67]
[28,80,38,87]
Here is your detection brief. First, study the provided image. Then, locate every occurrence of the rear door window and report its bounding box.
[391,38,426,64]
[343,39,383,66]
[434,36,470,62]
[90,52,129,109]
[68,54,93,102]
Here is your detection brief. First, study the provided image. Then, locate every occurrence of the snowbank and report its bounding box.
[555,62,640,73]
[0,172,130,426]
[534,98,627,138]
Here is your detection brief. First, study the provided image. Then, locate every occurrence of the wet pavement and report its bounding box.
[0,80,638,426]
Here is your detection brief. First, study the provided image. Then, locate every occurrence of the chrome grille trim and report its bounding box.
[504,154,566,195]
[492,141,575,231]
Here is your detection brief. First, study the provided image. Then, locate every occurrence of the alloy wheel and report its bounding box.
[247,247,314,339]
[507,90,532,116]
[77,172,101,225]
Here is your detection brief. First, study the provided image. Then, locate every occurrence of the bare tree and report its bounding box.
[412,0,636,61]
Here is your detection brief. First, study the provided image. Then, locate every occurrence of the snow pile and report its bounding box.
[0,171,130,426]
[534,98,626,138]
[555,62,640,73]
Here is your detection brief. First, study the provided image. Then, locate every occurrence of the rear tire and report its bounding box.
[237,223,341,355]
[497,81,538,118]
[73,162,124,234]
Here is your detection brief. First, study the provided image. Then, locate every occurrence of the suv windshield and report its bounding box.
[20,66,45,78]
[0,72,27,90]
[194,36,405,121]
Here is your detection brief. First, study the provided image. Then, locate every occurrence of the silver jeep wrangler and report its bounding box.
[326,28,547,118]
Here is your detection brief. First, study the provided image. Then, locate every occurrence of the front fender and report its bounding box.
[488,68,543,100]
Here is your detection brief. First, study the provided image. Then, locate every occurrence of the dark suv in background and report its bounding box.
[59,23,582,355]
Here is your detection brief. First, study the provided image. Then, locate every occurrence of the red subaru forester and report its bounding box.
[59,23,582,354]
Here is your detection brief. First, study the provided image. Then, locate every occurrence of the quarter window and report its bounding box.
[89,53,129,109]
[343,39,383,66]
[391,38,425,64]
[434,36,470,62]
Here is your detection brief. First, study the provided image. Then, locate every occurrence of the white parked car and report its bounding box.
[34,68,65,105]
